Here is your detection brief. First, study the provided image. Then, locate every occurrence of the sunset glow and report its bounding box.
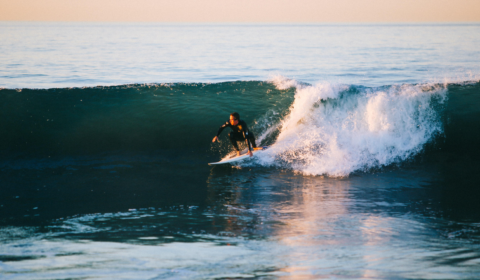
[1,0,479,22]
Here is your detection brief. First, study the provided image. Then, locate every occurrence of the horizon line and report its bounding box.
[2,20,480,24]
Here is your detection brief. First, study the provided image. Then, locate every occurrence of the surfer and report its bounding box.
[212,112,257,157]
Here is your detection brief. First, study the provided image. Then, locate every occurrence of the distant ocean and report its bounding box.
[1,22,480,279]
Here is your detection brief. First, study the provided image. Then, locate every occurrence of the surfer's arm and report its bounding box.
[240,121,253,152]
[243,127,253,155]
[213,121,230,142]
[244,134,252,151]
[245,135,253,156]
[245,137,253,156]
[216,121,230,137]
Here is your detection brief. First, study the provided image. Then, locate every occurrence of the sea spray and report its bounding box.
[256,78,447,176]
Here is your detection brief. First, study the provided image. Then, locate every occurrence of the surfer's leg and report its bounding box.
[229,132,240,151]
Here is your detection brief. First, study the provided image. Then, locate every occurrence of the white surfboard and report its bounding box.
[209,146,268,165]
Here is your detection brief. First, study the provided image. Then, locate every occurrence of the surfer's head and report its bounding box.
[230,112,240,125]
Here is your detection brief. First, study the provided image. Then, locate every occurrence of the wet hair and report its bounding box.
[230,112,240,120]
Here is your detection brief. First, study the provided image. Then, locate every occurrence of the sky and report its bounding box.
[1,0,480,22]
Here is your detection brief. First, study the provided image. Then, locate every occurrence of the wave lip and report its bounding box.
[257,79,447,176]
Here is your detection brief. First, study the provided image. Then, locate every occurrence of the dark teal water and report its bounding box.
[1,81,480,279]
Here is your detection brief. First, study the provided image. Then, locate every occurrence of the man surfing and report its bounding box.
[212,112,257,157]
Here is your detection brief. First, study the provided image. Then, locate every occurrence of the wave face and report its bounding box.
[1,80,480,176]
[0,82,294,158]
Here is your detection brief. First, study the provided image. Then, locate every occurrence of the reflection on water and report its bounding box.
[1,166,480,279]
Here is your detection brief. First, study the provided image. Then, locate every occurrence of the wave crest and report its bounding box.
[257,81,447,176]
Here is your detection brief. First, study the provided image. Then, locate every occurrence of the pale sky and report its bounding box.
[1,0,480,22]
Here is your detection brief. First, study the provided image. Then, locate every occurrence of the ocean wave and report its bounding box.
[1,79,480,176]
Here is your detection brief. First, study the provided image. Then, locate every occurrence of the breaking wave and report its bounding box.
[1,78,480,176]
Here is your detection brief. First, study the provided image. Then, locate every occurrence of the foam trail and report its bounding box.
[257,80,447,177]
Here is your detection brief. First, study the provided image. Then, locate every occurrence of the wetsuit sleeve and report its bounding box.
[240,121,253,151]
[240,120,249,138]
[216,121,230,137]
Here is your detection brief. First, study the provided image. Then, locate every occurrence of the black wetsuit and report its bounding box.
[217,120,257,151]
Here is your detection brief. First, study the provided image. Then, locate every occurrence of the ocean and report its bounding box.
[1,22,480,279]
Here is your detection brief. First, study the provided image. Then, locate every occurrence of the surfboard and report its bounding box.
[208,146,268,165]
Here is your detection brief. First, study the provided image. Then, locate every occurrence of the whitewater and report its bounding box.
[248,77,448,176]
[1,22,480,280]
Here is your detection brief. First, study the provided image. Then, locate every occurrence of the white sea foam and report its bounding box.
[257,79,447,177]
[269,75,301,90]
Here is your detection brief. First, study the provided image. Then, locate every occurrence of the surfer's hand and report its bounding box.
[248,150,253,157]
[237,151,241,157]
[212,136,218,143]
